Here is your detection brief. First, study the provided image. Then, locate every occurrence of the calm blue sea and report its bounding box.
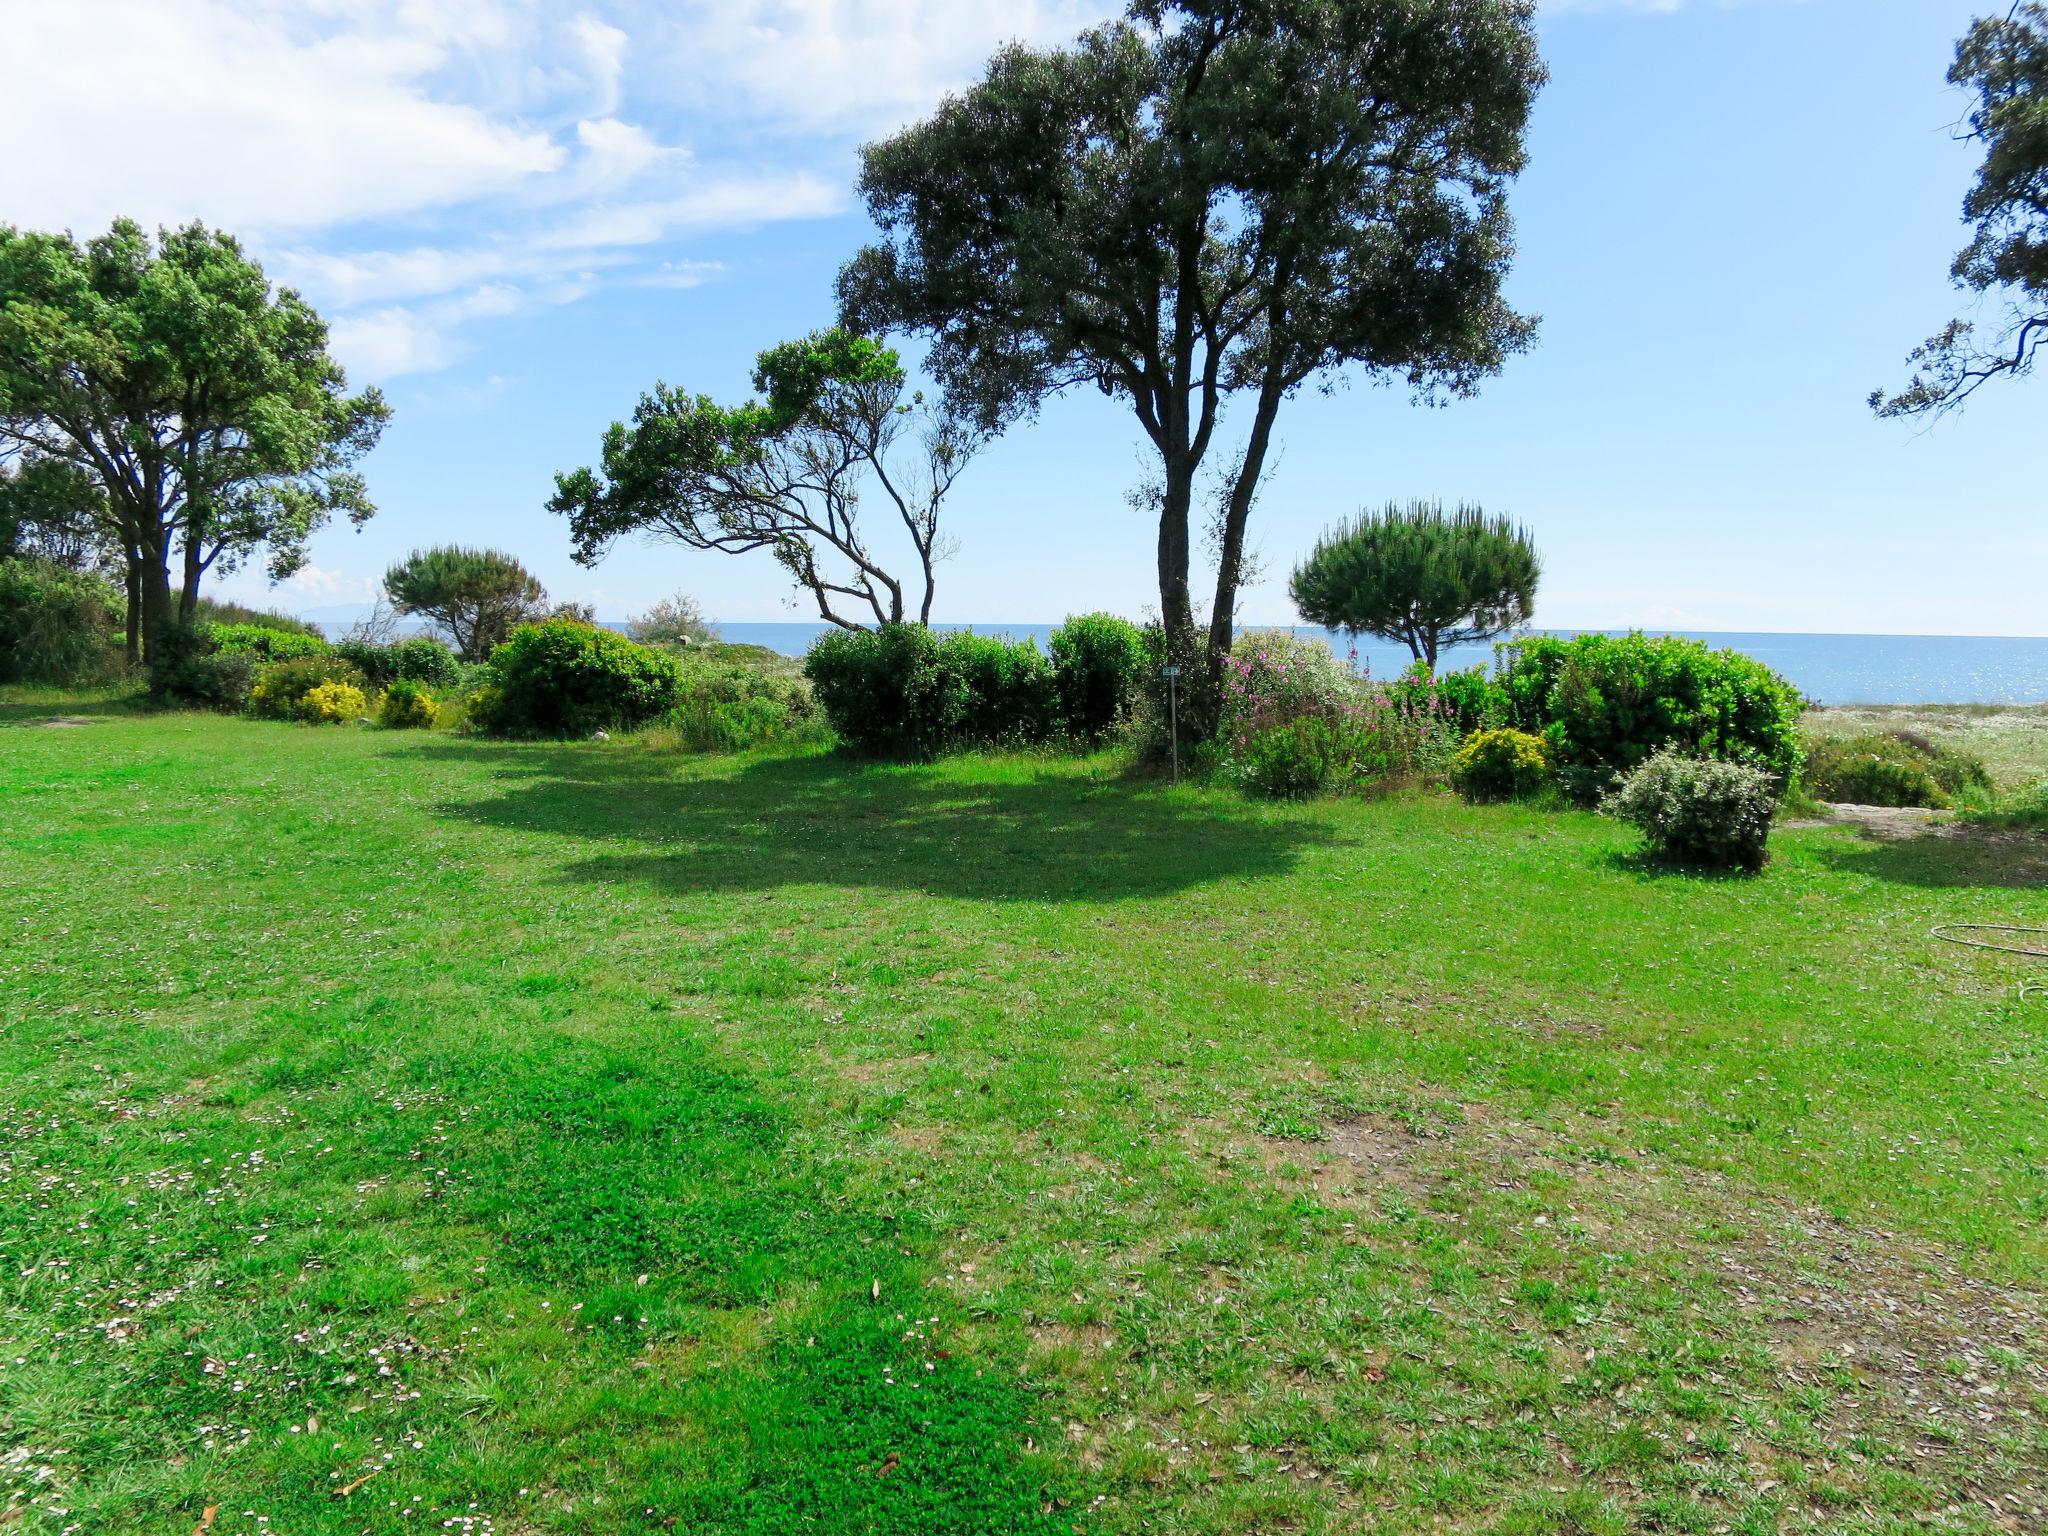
[707,623,2048,707]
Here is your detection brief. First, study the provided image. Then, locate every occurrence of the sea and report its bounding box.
[705,624,2048,708]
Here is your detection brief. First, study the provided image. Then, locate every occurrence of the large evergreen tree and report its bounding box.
[839,0,1545,711]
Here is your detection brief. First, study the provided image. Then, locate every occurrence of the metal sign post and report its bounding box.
[1162,666,1182,785]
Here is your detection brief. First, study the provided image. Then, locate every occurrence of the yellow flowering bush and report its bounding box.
[377,680,439,730]
[295,681,367,724]
[1450,727,1550,803]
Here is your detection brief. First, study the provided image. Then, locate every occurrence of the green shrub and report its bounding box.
[1240,717,1346,799]
[377,679,439,730]
[1605,749,1776,873]
[1803,730,1991,809]
[1498,632,1803,802]
[0,556,123,684]
[805,624,965,757]
[206,622,329,662]
[150,625,254,711]
[332,635,461,690]
[663,649,822,752]
[1418,664,1505,735]
[1049,612,1148,739]
[937,630,1058,744]
[1963,779,2048,831]
[468,618,681,738]
[297,680,367,724]
[1218,630,1358,742]
[248,655,370,721]
[1451,727,1551,803]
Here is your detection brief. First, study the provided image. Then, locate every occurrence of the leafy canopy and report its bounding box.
[384,546,547,662]
[1876,3,2048,417]
[840,0,1545,666]
[0,219,387,654]
[551,329,982,631]
[1289,501,1540,670]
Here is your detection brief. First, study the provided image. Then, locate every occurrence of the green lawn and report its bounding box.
[2,700,2045,1535]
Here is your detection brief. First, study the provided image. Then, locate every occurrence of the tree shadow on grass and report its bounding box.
[1805,826,2048,890]
[417,743,1328,903]
[0,690,150,727]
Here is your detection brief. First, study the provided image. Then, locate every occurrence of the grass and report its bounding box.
[3,695,2046,1534]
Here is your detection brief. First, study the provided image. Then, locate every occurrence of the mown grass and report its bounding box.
[2,697,2045,1534]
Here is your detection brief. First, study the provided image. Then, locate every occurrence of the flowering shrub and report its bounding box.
[297,680,367,724]
[1452,728,1551,803]
[1605,750,1776,872]
[1219,631,1462,796]
[248,656,370,720]
[377,679,439,729]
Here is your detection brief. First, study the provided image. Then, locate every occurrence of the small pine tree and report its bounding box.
[1289,501,1540,674]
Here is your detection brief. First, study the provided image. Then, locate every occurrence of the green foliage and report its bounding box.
[385,546,548,662]
[0,219,387,662]
[1498,632,1804,802]
[1452,727,1551,804]
[1291,502,1541,669]
[205,621,328,661]
[247,654,369,721]
[297,680,367,724]
[805,624,968,758]
[0,455,113,568]
[1963,777,2048,829]
[377,679,439,730]
[1605,750,1777,873]
[626,592,715,647]
[1875,3,2048,417]
[1803,730,1993,809]
[0,555,122,684]
[841,2,1545,646]
[467,618,681,739]
[1239,717,1348,800]
[147,624,253,711]
[660,649,824,753]
[552,330,976,631]
[332,634,462,690]
[936,630,1058,744]
[188,597,322,636]
[1048,612,1148,740]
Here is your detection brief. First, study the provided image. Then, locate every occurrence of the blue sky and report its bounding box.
[7,0,2039,635]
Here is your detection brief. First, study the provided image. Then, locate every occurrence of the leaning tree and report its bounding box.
[1289,500,1539,674]
[550,329,982,630]
[839,0,1545,710]
[1876,3,2048,418]
[0,220,388,664]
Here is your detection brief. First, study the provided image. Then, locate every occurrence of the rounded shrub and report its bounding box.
[248,655,369,721]
[334,635,461,690]
[1451,727,1551,803]
[1497,632,1803,802]
[151,624,255,711]
[805,624,965,758]
[467,618,681,738]
[377,679,439,730]
[296,680,368,724]
[1048,613,1148,739]
[936,630,1057,744]
[1604,749,1777,873]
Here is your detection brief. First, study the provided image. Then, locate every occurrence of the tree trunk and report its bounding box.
[1156,448,1197,645]
[178,524,205,623]
[137,545,176,669]
[123,554,142,668]
[1205,381,1286,663]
